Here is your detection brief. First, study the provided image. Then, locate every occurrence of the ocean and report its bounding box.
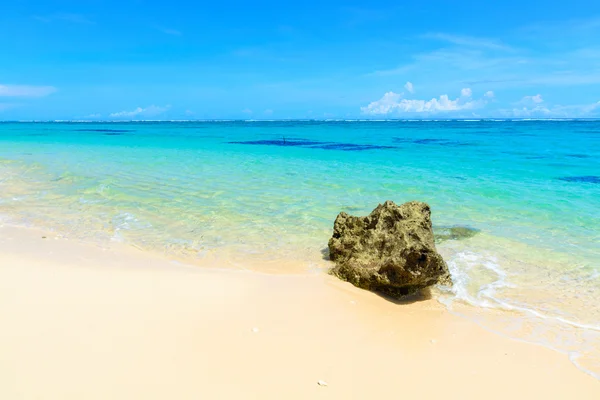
[1,120,599,377]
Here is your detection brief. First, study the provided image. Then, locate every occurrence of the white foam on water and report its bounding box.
[569,352,600,381]
[442,251,600,332]
[110,212,152,242]
[440,251,513,309]
[438,250,600,380]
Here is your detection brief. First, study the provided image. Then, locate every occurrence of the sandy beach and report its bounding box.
[0,224,598,399]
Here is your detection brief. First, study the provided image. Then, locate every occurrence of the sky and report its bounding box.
[2,1,600,120]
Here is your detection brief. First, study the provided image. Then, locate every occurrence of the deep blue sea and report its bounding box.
[1,120,599,376]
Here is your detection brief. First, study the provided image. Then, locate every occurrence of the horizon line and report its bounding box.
[1,118,600,123]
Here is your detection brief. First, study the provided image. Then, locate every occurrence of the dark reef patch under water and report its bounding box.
[565,154,591,159]
[314,143,395,151]
[392,137,474,146]
[232,139,322,147]
[75,129,134,134]
[230,138,396,151]
[558,176,600,184]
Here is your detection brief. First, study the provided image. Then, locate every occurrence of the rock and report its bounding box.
[328,201,451,297]
[434,226,479,243]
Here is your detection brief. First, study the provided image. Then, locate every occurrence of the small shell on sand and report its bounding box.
[317,380,328,387]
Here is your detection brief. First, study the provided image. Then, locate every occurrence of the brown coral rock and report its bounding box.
[328,201,450,297]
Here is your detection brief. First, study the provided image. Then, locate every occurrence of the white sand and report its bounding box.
[1,225,598,399]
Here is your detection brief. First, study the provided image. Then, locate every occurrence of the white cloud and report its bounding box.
[109,105,170,118]
[0,84,57,97]
[361,92,402,114]
[508,106,552,117]
[361,91,486,115]
[461,88,472,97]
[485,91,495,98]
[404,81,414,93]
[241,108,253,114]
[503,99,600,118]
[521,94,544,104]
[84,113,101,119]
[264,109,274,115]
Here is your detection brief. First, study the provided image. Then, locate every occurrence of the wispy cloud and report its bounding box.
[109,105,170,119]
[527,70,600,86]
[368,41,600,91]
[33,13,95,25]
[414,48,524,70]
[369,47,524,77]
[404,81,414,93]
[422,33,514,51]
[583,101,600,113]
[0,84,57,97]
[519,16,600,39]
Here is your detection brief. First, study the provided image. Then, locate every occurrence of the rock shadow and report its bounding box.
[374,287,433,305]
[434,225,480,243]
[320,247,330,261]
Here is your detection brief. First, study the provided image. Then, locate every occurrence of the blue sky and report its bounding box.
[2,1,600,120]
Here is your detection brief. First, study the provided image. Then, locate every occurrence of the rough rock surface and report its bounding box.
[328,201,450,297]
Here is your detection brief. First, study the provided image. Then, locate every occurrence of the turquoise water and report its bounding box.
[1,121,599,376]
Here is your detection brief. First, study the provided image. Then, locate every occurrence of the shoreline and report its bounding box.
[1,224,599,399]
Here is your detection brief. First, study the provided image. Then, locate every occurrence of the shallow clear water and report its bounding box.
[1,121,599,376]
